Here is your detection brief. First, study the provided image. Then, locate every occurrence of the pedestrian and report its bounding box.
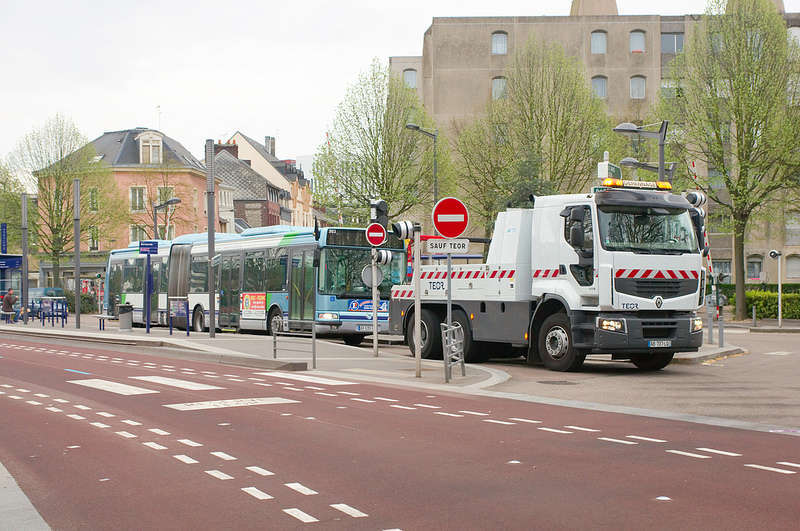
[2,288,19,322]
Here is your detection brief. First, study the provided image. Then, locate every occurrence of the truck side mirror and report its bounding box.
[569,224,585,249]
[702,245,710,257]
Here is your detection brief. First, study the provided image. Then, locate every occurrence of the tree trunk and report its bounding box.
[733,215,748,321]
[52,257,61,289]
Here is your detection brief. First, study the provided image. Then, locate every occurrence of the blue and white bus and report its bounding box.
[104,240,173,324]
[166,225,406,345]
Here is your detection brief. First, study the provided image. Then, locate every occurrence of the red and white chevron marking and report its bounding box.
[488,269,515,279]
[391,288,415,299]
[615,269,699,280]
[532,269,560,278]
[419,270,485,279]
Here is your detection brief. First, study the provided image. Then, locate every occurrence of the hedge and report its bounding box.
[65,292,98,314]
[728,291,800,319]
[709,283,800,298]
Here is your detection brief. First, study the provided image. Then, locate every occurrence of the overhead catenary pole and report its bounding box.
[372,248,379,357]
[205,139,216,338]
[413,224,422,378]
[21,193,28,325]
[73,179,81,329]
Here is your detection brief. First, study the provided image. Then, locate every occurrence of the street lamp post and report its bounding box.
[620,157,677,182]
[153,197,181,240]
[613,121,669,182]
[405,123,438,204]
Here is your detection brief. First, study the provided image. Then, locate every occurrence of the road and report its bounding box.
[1,336,799,529]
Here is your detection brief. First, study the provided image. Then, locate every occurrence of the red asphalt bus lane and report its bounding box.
[1,338,799,529]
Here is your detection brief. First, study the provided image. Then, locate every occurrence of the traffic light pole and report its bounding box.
[372,248,379,358]
[413,224,422,378]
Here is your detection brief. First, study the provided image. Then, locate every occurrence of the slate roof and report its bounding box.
[235,131,280,163]
[89,127,205,172]
[213,150,284,201]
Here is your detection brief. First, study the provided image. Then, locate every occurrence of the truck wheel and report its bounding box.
[192,308,204,332]
[631,352,674,371]
[343,334,366,346]
[538,313,585,372]
[452,310,487,363]
[406,309,443,360]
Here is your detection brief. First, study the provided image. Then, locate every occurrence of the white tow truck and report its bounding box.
[389,179,708,371]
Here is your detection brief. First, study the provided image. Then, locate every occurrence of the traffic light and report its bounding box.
[370,199,388,228]
[392,220,414,240]
[375,249,392,265]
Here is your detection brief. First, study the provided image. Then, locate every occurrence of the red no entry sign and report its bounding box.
[365,222,387,246]
[432,197,469,239]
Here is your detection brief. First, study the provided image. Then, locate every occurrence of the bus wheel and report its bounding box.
[405,309,443,360]
[343,335,366,346]
[192,308,205,332]
[631,352,674,371]
[538,313,585,372]
[267,308,282,335]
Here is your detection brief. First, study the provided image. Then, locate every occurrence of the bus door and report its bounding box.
[219,254,242,329]
[149,259,160,323]
[289,247,315,330]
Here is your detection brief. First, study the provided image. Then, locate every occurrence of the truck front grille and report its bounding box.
[641,320,678,339]
[615,278,697,299]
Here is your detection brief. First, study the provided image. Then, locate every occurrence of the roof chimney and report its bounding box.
[265,136,276,157]
[214,140,238,159]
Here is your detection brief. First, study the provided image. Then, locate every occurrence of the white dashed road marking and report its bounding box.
[211,451,237,461]
[285,482,317,495]
[459,410,488,416]
[74,405,91,410]
[331,503,368,518]
[598,437,637,445]
[484,419,515,425]
[96,412,116,418]
[778,461,800,468]
[143,442,167,450]
[744,464,796,474]
[178,439,202,447]
[242,487,273,500]
[255,372,357,386]
[626,435,666,443]
[696,447,741,457]
[122,420,141,426]
[246,466,274,476]
[666,450,711,459]
[434,412,464,417]
[148,428,170,435]
[539,427,572,434]
[129,376,225,391]
[45,407,63,413]
[174,455,199,464]
[374,397,398,402]
[68,379,159,396]
[205,470,234,480]
[90,422,110,429]
[67,414,86,420]
[283,508,318,523]
[351,398,375,403]
[164,397,299,411]
[565,425,600,432]
[413,404,441,409]
[116,431,137,439]
[509,417,542,424]
[315,392,337,397]
[390,405,416,410]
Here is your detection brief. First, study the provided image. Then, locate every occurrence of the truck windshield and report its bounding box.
[318,247,405,300]
[598,205,698,254]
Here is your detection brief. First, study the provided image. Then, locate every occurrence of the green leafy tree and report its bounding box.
[659,0,800,319]
[0,163,26,252]
[313,59,445,225]
[8,114,127,287]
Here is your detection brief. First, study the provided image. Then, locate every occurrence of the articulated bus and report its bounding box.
[104,240,173,324]
[167,225,406,345]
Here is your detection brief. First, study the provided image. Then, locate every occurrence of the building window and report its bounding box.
[157,186,175,208]
[403,69,417,89]
[591,76,607,99]
[747,257,763,280]
[492,32,508,55]
[591,31,607,54]
[89,227,99,251]
[630,31,646,53]
[661,33,684,54]
[715,260,731,281]
[89,187,98,212]
[630,76,646,99]
[787,255,800,278]
[130,187,146,212]
[492,77,507,100]
[140,138,162,164]
[129,225,148,243]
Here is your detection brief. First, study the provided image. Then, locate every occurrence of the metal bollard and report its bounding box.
[185,301,190,337]
[706,304,714,344]
[752,305,756,328]
[718,308,724,347]
[273,330,277,359]
[312,321,317,369]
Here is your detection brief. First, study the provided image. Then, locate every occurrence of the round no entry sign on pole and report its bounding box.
[432,197,469,239]
[365,222,387,246]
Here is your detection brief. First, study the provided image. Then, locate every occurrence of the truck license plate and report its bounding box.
[648,340,672,348]
[356,325,373,332]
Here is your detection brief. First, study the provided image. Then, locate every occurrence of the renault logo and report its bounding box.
[654,296,663,309]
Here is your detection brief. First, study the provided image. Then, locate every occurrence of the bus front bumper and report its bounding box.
[314,316,389,335]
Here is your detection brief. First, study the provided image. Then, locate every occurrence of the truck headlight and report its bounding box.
[691,317,703,333]
[597,318,626,333]
[318,312,339,320]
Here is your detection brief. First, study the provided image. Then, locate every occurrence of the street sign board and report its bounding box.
[1,223,6,254]
[432,197,469,239]
[139,241,159,255]
[361,264,384,287]
[365,222,387,247]
[426,238,469,254]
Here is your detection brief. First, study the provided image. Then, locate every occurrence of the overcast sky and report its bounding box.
[2,0,798,172]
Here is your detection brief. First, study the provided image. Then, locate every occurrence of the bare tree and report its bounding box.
[313,59,444,224]
[8,114,126,287]
[660,0,800,319]
[0,163,26,252]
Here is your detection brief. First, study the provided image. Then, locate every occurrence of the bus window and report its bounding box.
[159,257,169,293]
[190,255,208,293]
[123,258,143,293]
[266,248,287,291]
[244,250,266,292]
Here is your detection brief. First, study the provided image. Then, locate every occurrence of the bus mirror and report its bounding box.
[313,248,321,268]
[313,217,320,241]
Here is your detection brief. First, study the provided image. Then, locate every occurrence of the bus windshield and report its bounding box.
[598,205,698,254]
[318,247,405,300]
